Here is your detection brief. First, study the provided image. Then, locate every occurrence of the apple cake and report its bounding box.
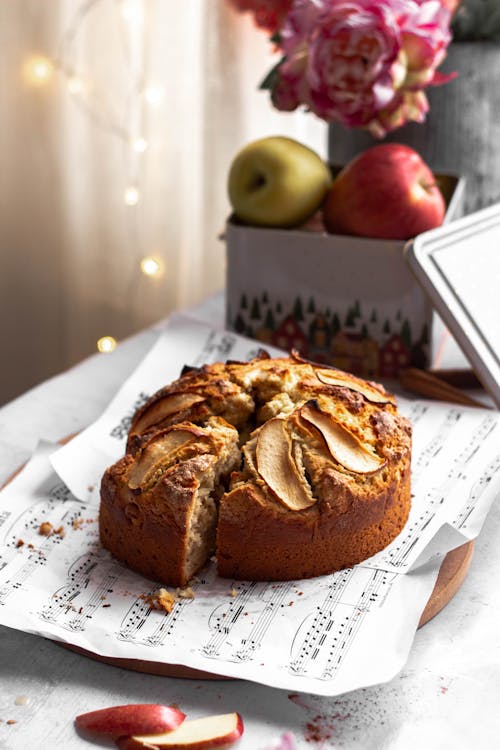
[99,353,412,585]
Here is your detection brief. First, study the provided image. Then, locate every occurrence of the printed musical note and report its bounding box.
[201,581,293,662]
[118,589,194,646]
[453,453,500,530]
[0,492,86,604]
[289,568,396,680]
[40,551,121,630]
[412,409,461,483]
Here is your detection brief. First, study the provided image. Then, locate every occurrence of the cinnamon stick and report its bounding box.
[398,368,487,409]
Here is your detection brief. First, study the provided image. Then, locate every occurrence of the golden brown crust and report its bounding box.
[100,455,210,587]
[217,458,411,581]
[100,419,241,587]
[100,355,412,585]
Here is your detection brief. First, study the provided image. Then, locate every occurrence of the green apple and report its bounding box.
[227,136,332,228]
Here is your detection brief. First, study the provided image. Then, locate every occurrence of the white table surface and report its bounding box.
[1,294,499,750]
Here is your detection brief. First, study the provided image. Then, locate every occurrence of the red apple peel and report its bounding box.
[75,704,186,736]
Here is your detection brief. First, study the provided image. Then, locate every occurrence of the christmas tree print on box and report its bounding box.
[229,291,429,378]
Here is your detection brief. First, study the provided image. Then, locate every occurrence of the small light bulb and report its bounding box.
[23,55,54,85]
[67,76,85,95]
[143,85,164,106]
[140,256,163,277]
[97,336,117,353]
[124,186,140,206]
[132,137,148,153]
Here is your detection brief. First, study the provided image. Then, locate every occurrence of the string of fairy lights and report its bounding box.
[22,0,165,354]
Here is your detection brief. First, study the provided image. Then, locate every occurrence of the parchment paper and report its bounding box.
[0,313,498,696]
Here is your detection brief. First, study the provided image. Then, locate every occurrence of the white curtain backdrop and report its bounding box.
[0,0,326,405]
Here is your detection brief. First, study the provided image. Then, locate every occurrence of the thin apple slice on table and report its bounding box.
[75,704,186,736]
[116,712,244,750]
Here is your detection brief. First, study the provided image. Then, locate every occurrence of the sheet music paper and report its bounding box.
[0,314,499,696]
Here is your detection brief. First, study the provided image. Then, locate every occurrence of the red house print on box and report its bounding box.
[379,334,412,377]
[272,315,309,355]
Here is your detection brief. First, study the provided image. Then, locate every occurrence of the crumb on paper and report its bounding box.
[6,719,17,725]
[14,696,28,706]
[88,485,94,492]
[54,526,65,537]
[230,587,238,598]
[72,518,84,530]
[142,588,176,614]
[102,603,111,608]
[176,586,195,600]
[38,521,53,537]
[16,539,24,548]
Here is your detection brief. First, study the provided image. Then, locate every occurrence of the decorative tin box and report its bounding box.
[225,172,465,378]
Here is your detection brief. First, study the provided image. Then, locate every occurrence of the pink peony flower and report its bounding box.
[266,0,454,136]
[227,0,293,34]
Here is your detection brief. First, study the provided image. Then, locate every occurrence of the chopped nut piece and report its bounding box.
[38,522,53,537]
[256,418,316,511]
[16,539,24,548]
[301,402,386,474]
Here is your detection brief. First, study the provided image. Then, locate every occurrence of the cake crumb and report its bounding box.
[38,521,53,537]
[72,518,84,530]
[54,526,65,537]
[143,588,176,614]
[230,587,238,598]
[176,586,195,600]
[6,719,17,725]
[16,539,24,548]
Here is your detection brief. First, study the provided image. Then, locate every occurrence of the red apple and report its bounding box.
[116,712,244,750]
[323,143,446,240]
[75,704,186,736]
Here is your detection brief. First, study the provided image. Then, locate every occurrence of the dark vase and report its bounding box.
[328,42,500,216]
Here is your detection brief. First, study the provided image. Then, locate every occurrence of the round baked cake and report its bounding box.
[99,352,412,586]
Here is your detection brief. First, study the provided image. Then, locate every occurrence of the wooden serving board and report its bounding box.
[2,441,474,681]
